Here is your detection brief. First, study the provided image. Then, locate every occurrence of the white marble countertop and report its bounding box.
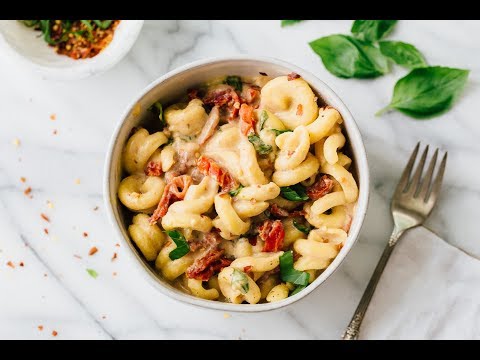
[1,20,479,339]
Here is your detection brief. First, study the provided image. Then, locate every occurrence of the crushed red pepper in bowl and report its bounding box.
[19,20,120,59]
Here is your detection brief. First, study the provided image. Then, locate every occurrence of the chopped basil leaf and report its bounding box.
[86,268,98,279]
[231,269,249,294]
[259,110,269,130]
[166,230,190,260]
[271,129,292,136]
[293,219,312,234]
[150,101,166,128]
[281,20,304,27]
[93,20,113,29]
[279,251,310,286]
[280,184,309,201]
[248,135,272,155]
[225,75,243,92]
[228,184,244,197]
[290,285,307,296]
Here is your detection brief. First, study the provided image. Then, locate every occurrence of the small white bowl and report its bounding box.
[0,20,144,80]
[104,56,370,312]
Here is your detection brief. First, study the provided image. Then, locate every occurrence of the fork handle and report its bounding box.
[342,229,404,340]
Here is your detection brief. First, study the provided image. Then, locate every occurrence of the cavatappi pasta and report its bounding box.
[117,73,358,304]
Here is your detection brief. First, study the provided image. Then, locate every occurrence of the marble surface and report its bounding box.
[0,20,479,340]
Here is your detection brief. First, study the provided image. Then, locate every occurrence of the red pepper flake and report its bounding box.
[38,325,44,331]
[296,104,303,116]
[53,130,58,135]
[50,114,56,120]
[44,228,49,235]
[83,232,88,237]
[287,72,301,81]
[19,262,24,267]
[93,206,99,211]
[6,261,15,268]
[111,252,118,261]
[24,187,32,196]
[52,330,58,337]
[243,265,253,273]
[73,254,82,259]
[88,247,98,256]
[20,177,26,183]
[115,243,120,247]
[40,213,50,222]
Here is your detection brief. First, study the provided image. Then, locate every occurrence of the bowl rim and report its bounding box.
[104,55,370,312]
[0,20,144,80]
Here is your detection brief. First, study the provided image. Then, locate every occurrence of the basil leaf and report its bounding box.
[228,184,244,197]
[279,251,310,286]
[271,129,292,136]
[379,41,427,69]
[309,35,389,78]
[225,75,242,92]
[280,184,309,202]
[290,285,307,296]
[248,135,272,155]
[150,101,166,128]
[351,20,397,43]
[281,20,304,27]
[166,230,190,260]
[231,269,249,294]
[378,66,469,118]
[259,110,269,130]
[293,219,312,235]
[86,268,98,279]
[93,20,113,29]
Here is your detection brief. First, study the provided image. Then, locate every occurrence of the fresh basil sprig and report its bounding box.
[280,184,309,202]
[379,41,427,69]
[280,251,310,286]
[271,129,292,136]
[309,35,389,78]
[281,20,304,27]
[166,230,190,260]
[228,184,244,197]
[377,66,469,118]
[293,219,312,235]
[231,269,249,294]
[248,135,272,155]
[351,20,397,43]
[225,75,243,92]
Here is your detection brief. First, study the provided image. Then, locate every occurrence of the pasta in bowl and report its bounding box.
[105,57,369,311]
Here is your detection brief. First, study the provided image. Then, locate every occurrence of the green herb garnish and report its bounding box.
[166,230,190,260]
[228,184,244,197]
[259,110,269,130]
[248,135,272,155]
[86,268,98,279]
[271,129,292,136]
[290,285,307,296]
[379,41,427,69]
[150,101,166,128]
[231,269,249,294]
[351,20,397,43]
[293,219,312,235]
[309,35,389,78]
[377,66,469,118]
[279,251,310,286]
[225,75,243,92]
[281,20,304,27]
[280,184,309,202]
[93,20,113,29]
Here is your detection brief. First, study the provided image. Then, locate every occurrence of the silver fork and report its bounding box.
[342,143,447,340]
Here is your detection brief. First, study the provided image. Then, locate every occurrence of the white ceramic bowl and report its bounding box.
[0,20,144,80]
[104,56,370,312]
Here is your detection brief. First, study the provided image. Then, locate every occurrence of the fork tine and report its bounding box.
[427,152,447,204]
[395,142,420,194]
[418,148,438,200]
[407,145,429,195]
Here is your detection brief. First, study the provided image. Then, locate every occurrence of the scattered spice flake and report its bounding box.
[112,272,117,276]
[287,72,301,81]
[44,228,49,235]
[50,114,56,120]
[115,243,120,247]
[20,177,26,183]
[43,273,48,277]
[24,187,32,196]
[12,138,20,146]
[19,262,24,267]
[73,254,82,259]
[53,130,58,135]
[52,330,58,337]
[40,213,50,222]
[47,201,54,209]
[111,252,117,261]
[88,247,98,256]
[38,325,44,331]
[259,72,268,76]
[296,104,303,116]
[223,313,231,319]
[102,315,107,320]
[86,268,98,279]
[83,232,88,238]
[93,206,99,211]
[74,178,81,185]
[7,261,15,268]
